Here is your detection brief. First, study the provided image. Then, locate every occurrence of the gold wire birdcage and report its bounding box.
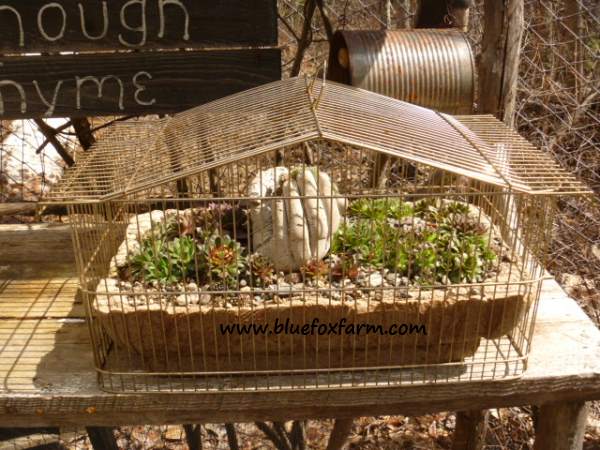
[46,77,590,393]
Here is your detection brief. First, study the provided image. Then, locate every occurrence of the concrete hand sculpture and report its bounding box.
[248,167,345,271]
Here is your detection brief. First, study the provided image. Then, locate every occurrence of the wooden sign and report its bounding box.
[0,49,281,119]
[0,0,280,118]
[0,0,277,52]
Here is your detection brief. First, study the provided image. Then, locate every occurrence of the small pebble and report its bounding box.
[285,273,302,283]
[199,294,212,305]
[175,295,188,307]
[366,273,384,287]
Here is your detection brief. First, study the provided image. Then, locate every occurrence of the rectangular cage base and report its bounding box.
[97,335,526,393]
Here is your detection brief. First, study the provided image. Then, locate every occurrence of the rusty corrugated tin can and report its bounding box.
[328,29,475,114]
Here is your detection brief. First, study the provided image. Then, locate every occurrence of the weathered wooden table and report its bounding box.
[1,224,599,449]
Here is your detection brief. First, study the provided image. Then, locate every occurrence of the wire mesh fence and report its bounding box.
[0,119,67,204]
[514,0,599,324]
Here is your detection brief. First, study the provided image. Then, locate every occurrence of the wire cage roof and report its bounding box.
[47,77,590,203]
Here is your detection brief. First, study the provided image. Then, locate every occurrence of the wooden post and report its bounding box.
[533,401,588,450]
[452,410,487,450]
[71,118,96,151]
[398,0,412,28]
[183,424,202,450]
[326,418,354,450]
[86,427,119,450]
[478,0,524,126]
[225,423,240,450]
[500,0,524,126]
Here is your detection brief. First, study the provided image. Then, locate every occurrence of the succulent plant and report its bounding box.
[178,210,198,237]
[301,258,331,280]
[129,235,197,286]
[348,197,413,222]
[201,233,246,289]
[445,214,488,236]
[248,253,275,287]
[333,198,497,285]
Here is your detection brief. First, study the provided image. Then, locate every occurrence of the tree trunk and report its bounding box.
[563,0,583,101]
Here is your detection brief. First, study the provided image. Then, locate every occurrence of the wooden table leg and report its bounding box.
[534,401,588,450]
[86,427,118,450]
[225,423,239,450]
[452,410,487,450]
[183,424,202,450]
[326,418,354,450]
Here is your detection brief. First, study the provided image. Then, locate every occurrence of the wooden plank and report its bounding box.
[0,224,73,265]
[0,0,277,53]
[0,225,81,319]
[0,280,82,319]
[0,202,67,217]
[0,203,37,216]
[0,49,282,118]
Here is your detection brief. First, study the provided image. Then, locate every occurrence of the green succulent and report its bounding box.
[333,198,497,286]
[129,235,197,285]
[348,198,414,222]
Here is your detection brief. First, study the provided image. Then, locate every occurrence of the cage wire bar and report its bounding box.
[45,78,589,393]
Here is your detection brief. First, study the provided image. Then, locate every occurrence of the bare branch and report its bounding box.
[291,0,318,77]
[33,119,74,167]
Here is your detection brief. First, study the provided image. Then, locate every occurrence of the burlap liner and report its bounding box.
[93,284,529,370]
